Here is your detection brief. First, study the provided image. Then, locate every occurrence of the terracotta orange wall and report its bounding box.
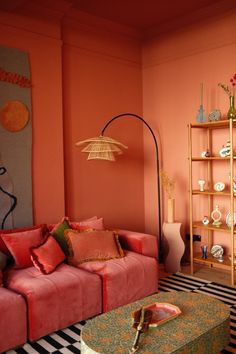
[142,8,236,252]
[0,8,145,230]
[62,12,145,230]
[0,9,65,224]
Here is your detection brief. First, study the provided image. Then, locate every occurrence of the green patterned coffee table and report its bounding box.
[81,292,230,354]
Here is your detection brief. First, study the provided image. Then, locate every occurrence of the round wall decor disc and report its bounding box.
[0,100,29,132]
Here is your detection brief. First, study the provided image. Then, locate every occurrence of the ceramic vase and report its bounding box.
[227,95,236,120]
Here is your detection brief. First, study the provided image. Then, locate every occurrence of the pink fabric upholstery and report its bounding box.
[118,229,158,259]
[0,287,27,352]
[79,250,158,312]
[5,264,102,341]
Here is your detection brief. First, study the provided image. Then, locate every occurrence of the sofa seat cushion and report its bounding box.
[79,250,158,312]
[5,263,102,341]
[0,287,27,352]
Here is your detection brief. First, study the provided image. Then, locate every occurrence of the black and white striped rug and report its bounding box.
[5,272,236,354]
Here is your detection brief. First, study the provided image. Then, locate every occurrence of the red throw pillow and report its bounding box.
[1,225,46,268]
[0,224,47,256]
[64,229,124,265]
[0,271,2,286]
[31,235,66,274]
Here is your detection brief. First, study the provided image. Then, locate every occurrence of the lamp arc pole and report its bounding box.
[101,113,162,258]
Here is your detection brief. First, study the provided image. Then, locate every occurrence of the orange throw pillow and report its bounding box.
[31,235,66,274]
[64,229,124,265]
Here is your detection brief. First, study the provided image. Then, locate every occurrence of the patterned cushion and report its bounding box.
[65,229,124,265]
[31,235,66,274]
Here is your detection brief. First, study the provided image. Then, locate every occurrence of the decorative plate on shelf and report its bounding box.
[214,182,225,192]
[132,303,181,327]
[211,245,224,258]
[208,109,221,121]
[226,212,236,228]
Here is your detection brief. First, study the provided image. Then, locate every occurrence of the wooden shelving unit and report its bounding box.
[188,119,236,286]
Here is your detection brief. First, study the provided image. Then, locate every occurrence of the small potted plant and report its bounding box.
[160,170,175,223]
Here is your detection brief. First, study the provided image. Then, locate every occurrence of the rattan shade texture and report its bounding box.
[75,135,128,161]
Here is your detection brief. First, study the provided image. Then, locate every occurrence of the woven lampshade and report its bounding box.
[75,135,128,161]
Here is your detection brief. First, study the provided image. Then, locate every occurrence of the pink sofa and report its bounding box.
[0,228,158,352]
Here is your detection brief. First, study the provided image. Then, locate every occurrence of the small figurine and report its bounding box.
[198,179,206,192]
[219,141,231,157]
[201,149,210,158]
[211,205,222,227]
[202,216,209,225]
[201,245,208,259]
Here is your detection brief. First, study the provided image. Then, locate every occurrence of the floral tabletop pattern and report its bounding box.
[81,292,230,354]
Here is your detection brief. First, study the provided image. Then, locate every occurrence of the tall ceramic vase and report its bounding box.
[227,95,236,120]
[167,198,175,223]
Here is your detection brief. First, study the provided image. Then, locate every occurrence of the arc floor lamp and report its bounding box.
[75,113,162,259]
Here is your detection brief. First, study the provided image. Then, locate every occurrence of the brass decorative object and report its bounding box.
[129,307,152,353]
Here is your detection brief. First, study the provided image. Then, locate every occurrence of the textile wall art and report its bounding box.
[0,45,33,228]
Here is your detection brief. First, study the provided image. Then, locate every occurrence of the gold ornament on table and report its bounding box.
[160,170,175,223]
[218,73,236,120]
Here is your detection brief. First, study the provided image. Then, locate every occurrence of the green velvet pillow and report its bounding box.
[51,218,71,256]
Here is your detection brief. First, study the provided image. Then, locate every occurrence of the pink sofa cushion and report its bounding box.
[65,229,124,265]
[70,217,104,231]
[31,235,66,274]
[118,229,158,259]
[79,250,158,312]
[5,264,102,341]
[0,287,27,353]
[1,226,45,268]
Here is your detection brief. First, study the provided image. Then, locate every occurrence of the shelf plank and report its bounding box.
[192,189,235,196]
[191,156,236,161]
[192,221,235,233]
[193,253,233,270]
[190,120,236,129]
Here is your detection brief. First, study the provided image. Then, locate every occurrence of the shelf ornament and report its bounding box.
[218,73,236,120]
[202,216,209,225]
[211,205,222,227]
[196,83,206,123]
[201,149,210,158]
[198,179,206,192]
[208,109,221,121]
[211,245,224,262]
[201,245,207,259]
[219,141,231,157]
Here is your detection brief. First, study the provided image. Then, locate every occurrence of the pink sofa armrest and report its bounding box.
[117,229,158,259]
